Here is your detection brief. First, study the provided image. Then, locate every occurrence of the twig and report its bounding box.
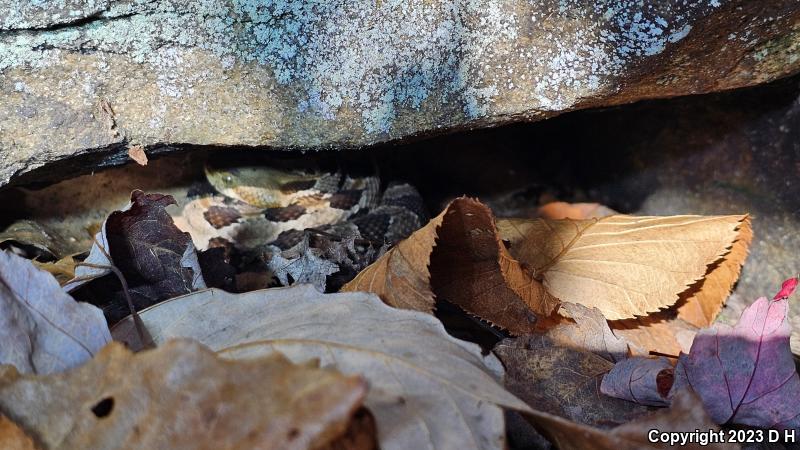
[74,235,155,350]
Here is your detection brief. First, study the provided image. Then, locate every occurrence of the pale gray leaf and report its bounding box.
[0,250,111,374]
[112,285,530,450]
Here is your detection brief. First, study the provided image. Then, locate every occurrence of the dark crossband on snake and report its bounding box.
[173,154,427,290]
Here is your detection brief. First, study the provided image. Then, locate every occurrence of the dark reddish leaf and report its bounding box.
[671,277,800,430]
[72,191,206,323]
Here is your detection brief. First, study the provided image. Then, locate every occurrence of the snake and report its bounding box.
[174,155,427,266]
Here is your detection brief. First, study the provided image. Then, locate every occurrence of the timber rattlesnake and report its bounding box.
[174,155,427,290]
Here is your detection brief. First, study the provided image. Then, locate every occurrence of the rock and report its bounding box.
[1,0,799,186]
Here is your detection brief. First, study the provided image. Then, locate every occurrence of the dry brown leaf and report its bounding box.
[348,199,748,345]
[494,336,651,429]
[544,303,630,362]
[111,285,531,450]
[127,145,148,166]
[499,215,748,320]
[0,414,37,450]
[430,198,551,333]
[524,389,734,450]
[609,217,752,355]
[0,340,367,450]
[341,201,444,312]
[675,217,753,327]
[537,202,618,220]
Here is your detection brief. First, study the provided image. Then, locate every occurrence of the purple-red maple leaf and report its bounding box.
[602,277,800,431]
[671,277,800,430]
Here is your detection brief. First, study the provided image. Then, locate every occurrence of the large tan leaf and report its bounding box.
[499,215,749,320]
[610,217,752,355]
[112,285,531,450]
[0,340,367,450]
[0,250,110,374]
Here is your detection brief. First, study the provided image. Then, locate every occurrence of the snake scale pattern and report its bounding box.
[173,155,427,288]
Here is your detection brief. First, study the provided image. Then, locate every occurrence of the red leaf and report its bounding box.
[774,276,798,300]
[672,277,800,430]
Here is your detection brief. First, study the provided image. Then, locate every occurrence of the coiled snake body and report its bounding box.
[176,157,426,260]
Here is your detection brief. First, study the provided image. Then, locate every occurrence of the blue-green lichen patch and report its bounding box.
[0,0,728,134]
[0,0,112,30]
[1,0,799,148]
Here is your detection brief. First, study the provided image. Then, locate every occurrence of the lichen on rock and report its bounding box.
[0,0,799,186]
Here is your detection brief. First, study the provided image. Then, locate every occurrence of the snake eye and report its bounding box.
[224,175,233,184]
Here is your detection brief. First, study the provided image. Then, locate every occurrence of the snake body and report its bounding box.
[176,158,426,257]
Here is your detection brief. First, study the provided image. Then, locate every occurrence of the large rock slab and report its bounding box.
[1,0,799,186]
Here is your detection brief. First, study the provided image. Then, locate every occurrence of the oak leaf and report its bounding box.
[0,250,110,374]
[0,340,367,450]
[266,236,340,291]
[112,285,531,450]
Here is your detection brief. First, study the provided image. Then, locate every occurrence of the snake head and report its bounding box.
[204,163,322,208]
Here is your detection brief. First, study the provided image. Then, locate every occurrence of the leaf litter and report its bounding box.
[0,340,370,450]
[111,285,532,450]
[0,182,778,450]
[602,277,800,432]
[0,250,110,375]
